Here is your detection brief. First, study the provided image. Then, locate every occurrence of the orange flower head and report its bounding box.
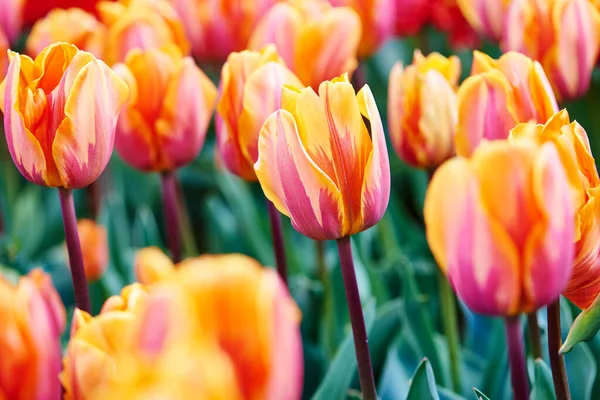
[388,51,460,169]
[0,42,129,189]
[0,269,66,400]
[73,219,109,282]
[26,8,106,58]
[249,0,362,89]
[113,45,217,172]
[134,246,175,284]
[216,45,303,180]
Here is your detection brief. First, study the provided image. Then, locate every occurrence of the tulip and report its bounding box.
[456,51,559,156]
[393,0,430,37]
[167,0,278,63]
[328,0,396,57]
[456,0,510,41]
[503,0,600,101]
[430,0,479,49]
[0,30,8,76]
[134,246,175,284]
[98,0,190,65]
[0,0,23,43]
[23,0,100,24]
[216,45,302,181]
[26,8,106,58]
[249,0,362,89]
[0,269,66,400]
[388,51,460,169]
[74,219,109,282]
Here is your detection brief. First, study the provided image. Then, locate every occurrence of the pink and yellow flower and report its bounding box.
[425,133,576,316]
[0,42,129,189]
[216,45,302,181]
[113,45,217,172]
[0,0,24,43]
[249,0,361,89]
[388,51,460,169]
[456,0,511,41]
[456,51,559,156]
[503,0,600,101]
[0,269,66,400]
[255,74,390,240]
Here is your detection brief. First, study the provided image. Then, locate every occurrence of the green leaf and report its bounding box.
[530,359,555,400]
[561,292,600,354]
[312,299,376,400]
[472,388,491,400]
[406,358,440,400]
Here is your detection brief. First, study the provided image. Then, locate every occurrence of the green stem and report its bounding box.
[527,312,543,360]
[438,269,462,393]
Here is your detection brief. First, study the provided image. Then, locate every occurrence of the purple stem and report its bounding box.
[505,316,530,400]
[58,188,91,313]
[160,171,182,263]
[336,236,377,400]
[548,300,571,400]
[266,199,288,285]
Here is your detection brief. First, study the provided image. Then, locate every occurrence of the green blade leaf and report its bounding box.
[472,388,491,400]
[561,293,600,354]
[530,359,555,400]
[406,358,440,400]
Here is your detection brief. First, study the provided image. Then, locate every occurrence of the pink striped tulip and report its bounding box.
[255,74,390,240]
[0,270,66,400]
[113,46,217,172]
[248,0,361,89]
[388,51,460,169]
[503,0,600,101]
[216,45,303,181]
[0,43,129,189]
[456,0,510,41]
[425,134,576,316]
[456,51,559,156]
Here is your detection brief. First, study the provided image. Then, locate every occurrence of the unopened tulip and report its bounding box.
[510,110,600,310]
[134,246,175,284]
[0,42,129,188]
[0,269,66,400]
[216,45,302,180]
[456,0,510,41]
[168,0,278,63]
[249,0,361,89]
[456,51,558,156]
[255,74,390,240]
[26,8,106,58]
[98,0,190,65]
[503,0,600,101]
[394,0,430,36]
[329,0,396,57]
[74,219,109,282]
[425,136,576,316]
[113,46,217,172]
[388,51,460,169]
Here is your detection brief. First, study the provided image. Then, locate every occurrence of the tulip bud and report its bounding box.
[255,74,390,240]
[503,0,600,101]
[134,246,175,284]
[249,0,362,89]
[0,42,129,189]
[0,0,23,43]
[216,45,303,180]
[388,51,460,169]
[425,135,576,316]
[456,0,510,41]
[394,0,430,36]
[0,269,66,400]
[113,46,217,172]
[98,0,190,65]
[456,51,558,156]
[26,8,106,58]
[72,219,109,282]
[168,0,278,63]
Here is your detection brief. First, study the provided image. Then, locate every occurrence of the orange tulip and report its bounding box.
[457,0,510,41]
[167,0,279,63]
[388,51,460,169]
[425,134,576,316]
[134,246,175,284]
[255,74,390,240]
[0,42,129,188]
[328,0,396,57]
[73,219,109,282]
[113,46,217,172]
[98,0,190,65]
[216,45,302,180]
[249,0,361,89]
[456,51,559,156]
[26,8,106,58]
[0,269,66,400]
[503,0,600,101]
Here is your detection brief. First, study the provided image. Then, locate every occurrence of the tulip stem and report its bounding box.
[316,240,327,283]
[160,171,182,263]
[504,316,529,400]
[548,300,571,400]
[437,269,462,393]
[336,236,377,400]
[266,200,288,285]
[58,188,91,314]
[527,311,543,359]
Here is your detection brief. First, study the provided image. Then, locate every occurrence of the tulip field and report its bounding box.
[4,0,600,399]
